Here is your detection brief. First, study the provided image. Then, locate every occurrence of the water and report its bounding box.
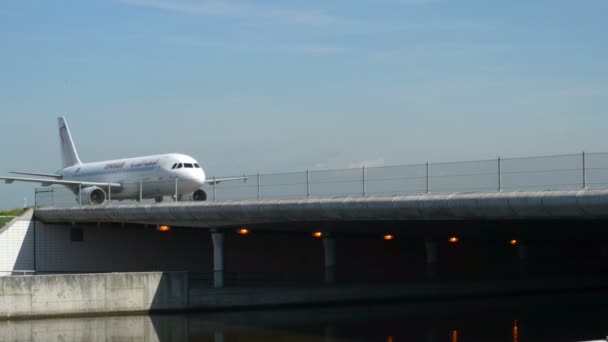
[1,292,607,341]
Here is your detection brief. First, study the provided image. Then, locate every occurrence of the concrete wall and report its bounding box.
[188,276,608,310]
[0,210,34,275]
[34,221,213,273]
[0,271,188,319]
[0,209,214,274]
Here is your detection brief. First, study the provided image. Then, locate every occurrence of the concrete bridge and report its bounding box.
[30,188,608,289]
[34,189,608,228]
[10,152,608,293]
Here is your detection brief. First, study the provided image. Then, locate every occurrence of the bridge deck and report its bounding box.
[34,189,608,229]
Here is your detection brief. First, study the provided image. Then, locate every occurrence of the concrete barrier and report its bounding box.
[2,271,608,319]
[189,276,608,310]
[0,272,188,319]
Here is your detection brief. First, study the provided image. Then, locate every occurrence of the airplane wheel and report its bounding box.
[154,196,163,203]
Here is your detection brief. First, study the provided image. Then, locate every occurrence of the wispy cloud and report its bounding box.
[120,0,481,34]
[348,157,385,169]
[162,34,344,56]
[120,0,334,26]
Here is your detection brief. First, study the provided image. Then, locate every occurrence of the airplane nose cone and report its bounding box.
[194,169,206,187]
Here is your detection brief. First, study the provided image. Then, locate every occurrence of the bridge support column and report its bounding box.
[516,244,529,275]
[323,235,336,284]
[211,229,224,288]
[425,240,439,278]
[517,244,528,261]
[600,246,608,258]
[324,323,337,342]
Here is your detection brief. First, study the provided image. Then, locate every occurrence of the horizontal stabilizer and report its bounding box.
[10,171,63,179]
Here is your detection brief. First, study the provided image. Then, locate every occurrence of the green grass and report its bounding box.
[0,217,12,229]
[0,208,26,217]
[0,208,26,229]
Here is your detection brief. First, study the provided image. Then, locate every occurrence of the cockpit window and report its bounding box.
[171,163,177,169]
[194,163,200,168]
[184,163,193,168]
[177,163,183,169]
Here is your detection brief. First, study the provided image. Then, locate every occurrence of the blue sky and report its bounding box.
[1,0,607,208]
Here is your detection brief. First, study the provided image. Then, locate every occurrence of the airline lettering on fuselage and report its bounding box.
[130,160,159,168]
[104,162,126,170]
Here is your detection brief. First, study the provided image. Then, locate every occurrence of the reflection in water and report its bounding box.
[0,292,607,341]
[0,315,157,341]
[451,329,459,342]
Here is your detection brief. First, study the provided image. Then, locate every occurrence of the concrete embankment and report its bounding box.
[0,272,188,319]
[189,276,608,309]
[2,271,608,319]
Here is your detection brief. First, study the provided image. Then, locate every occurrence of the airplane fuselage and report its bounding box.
[60,153,206,199]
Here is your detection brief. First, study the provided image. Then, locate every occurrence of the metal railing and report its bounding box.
[34,152,608,207]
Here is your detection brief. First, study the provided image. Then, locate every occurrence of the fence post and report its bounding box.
[426,161,430,194]
[583,151,587,189]
[362,165,366,196]
[51,188,55,207]
[174,178,178,202]
[108,184,112,204]
[306,169,310,198]
[78,184,82,205]
[257,173,261,200]
[139,180,143,202]
[498,156,502,192]
[213,176,217,201]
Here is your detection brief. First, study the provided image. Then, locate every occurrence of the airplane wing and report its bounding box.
[205,176,248,185]
[0,176,121,188]
[10,171,63,179]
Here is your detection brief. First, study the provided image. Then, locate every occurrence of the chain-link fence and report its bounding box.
[35,152,608,207]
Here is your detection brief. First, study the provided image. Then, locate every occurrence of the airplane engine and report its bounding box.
[184,189,207,201]
[79,186,106,205]
[193,189,207,201]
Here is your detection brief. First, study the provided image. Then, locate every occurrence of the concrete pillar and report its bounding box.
[211,229,224,288]
[517,244,528,261]
[516,244,529,276]
[324,324,337,342]
[425,240,439,278]
[323,236,336,284]
[600,246,608,258]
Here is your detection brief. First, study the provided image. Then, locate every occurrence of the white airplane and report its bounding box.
[0,117,246,205]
